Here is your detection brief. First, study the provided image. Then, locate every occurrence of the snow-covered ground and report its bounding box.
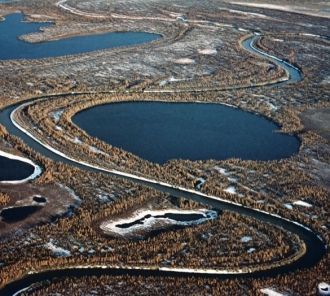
[45,240,71,257]
[100,208,218,237]
[260,288,287,296]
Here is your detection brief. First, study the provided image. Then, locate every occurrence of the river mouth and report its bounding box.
[72,101,300,164]
[0,13,161,60]
[0,155,35,182]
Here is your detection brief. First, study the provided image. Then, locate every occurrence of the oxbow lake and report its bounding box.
[0,13,161,60]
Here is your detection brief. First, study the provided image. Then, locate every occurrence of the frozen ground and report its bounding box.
[101,208,218,238]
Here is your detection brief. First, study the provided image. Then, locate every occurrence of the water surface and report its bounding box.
[0,13,161,60]
[0,205,41,222]
[73,102,300,164]
[0,155,35,181]
[116,213,206,228]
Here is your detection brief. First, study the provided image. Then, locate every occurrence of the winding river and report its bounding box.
[0,34,326,295]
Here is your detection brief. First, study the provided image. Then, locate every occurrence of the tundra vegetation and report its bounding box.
[0,0,329,294]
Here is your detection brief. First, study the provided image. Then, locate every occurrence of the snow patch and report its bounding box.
[247,247,256,253]
[89,146,106,155]
[159,76,190,86]
[51,109,64,123]
[229,9,268,18]
[293,200,313,208]
[224,186,236,194]
[45,240,71,257]
[318,282,330,295]
[73,137,83,144]
[174,58,195,65]
[214,166,230,176]
[195,177,206,190]
[260,288,286,296]
[283,204,293,210]
[241,236,252,243]
[198,48,217,55]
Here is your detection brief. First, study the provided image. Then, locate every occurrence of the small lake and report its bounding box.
[0,205,41,223]
[0,155,35,182]
[0,13,161,60]
[73,102,300,164]
[116,213,206,229]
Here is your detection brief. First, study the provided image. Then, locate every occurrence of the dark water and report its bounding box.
[116,213,205,228]
[0,205,41,222]
[0,155,35,181]
[73,102,300,164]
[33,196,47,203]
[0,13,161,60]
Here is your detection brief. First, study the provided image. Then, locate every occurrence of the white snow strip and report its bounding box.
[293,200,313,208]
[260,288,286,296]
[12,286,33,296]
[0,150,42,184]
[198,48,217,55]
[228,9,268,18]
[174,58,195,65]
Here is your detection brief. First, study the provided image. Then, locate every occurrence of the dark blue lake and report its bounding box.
[0,155,35,181]
[0,13,161,60]
[73,102,300,164]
